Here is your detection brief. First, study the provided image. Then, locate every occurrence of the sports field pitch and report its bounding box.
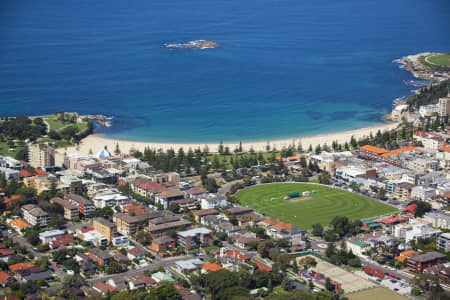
[236,183,397,229]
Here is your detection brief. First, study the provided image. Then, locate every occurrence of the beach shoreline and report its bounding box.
[64,121,399,155]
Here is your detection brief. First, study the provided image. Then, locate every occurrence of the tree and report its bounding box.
[377,187,386,200]
[153,284,182,300]
[408,200,431,217]
[326,243,336,258]
[312,223,323,237]
[114,143,121,155]
[106,260,125,274]
[297,256,317,271]
[325,277,333,291]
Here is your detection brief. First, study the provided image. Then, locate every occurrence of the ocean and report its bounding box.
[0,0,449,143]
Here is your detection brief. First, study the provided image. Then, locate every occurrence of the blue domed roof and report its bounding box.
[97,148,112,158]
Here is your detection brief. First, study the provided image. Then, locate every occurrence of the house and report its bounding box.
[93,282,115,295]
[50,234,74,249]
[193,208,219,223]
[10,219,31,232]
[408,251,446,273]
[0,249,14,262]
[77,228,108,246]
[151,236,176,253]
[127,247,146,260]
[151,271,175,283]
[21,204,49,227]
[66,193,95,216]
[395,249,419,264]
[8,262,36,275]
[93,217,117,242]
[0,271,15,287]
[88,248,112,266]
[177,227,213,250]
[127,273,155,290]
[233,233,260,249]
[50,197,79,220]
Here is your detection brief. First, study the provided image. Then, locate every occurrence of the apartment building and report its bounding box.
[66,193,95,217]
[437,233,450,252]
[28,143,55,168]
[21,204,49,227]
[93,218,117,242]
[50,197,79,220]
[408,251,446,273]
[177,227,213,250]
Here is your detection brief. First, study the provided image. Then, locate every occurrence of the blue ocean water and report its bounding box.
[0,0,449,143]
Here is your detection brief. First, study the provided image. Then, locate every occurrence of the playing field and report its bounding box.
[347,287,409,300]
[426,53,450,67]
[236,183,397,229]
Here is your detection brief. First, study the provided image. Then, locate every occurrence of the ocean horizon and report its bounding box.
[0,0,449,143]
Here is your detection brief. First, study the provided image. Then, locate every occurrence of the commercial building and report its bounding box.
[21,204,49,227]
[92,189,129,208]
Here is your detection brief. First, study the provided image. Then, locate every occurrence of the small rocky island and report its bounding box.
[165,40,218,50]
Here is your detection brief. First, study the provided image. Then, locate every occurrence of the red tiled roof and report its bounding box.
[414,131,428,137]
[4,195,22,204]
[80,227,94,233]
[381,146,422,158]
[34,168,48,175]
[94,282,115,294]
[360,145,387,154]
[0,249,15,257]
[0,271,13,283]
[19,170,33,178]
[255,262,272,272]
[402,204,417,215]
[9,263,35,272]
[202,263,223,272]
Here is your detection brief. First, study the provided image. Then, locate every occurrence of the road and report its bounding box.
[2,230,65,278]
[87,255,194,284]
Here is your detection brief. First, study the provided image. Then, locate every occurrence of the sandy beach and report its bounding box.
[64,122,399,156]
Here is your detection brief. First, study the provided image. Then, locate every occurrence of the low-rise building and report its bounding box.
[408,251,446,273]
[89,248,112,266]
[66,193,95,216]
[151,236,176,253]
[21,204,49,227]
[93,217,117,242]
[438,233,450,252]
[39,229,65,244]
[177,227,213,250]
[50,197,79,220]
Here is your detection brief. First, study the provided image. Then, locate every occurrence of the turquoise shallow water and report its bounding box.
[0,0,449,142]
